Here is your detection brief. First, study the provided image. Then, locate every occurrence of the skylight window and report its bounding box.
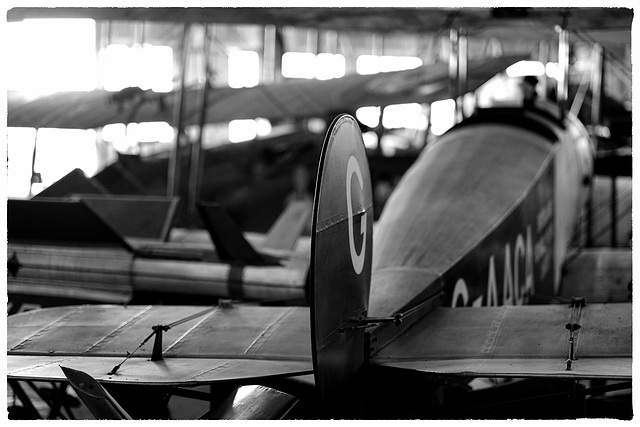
[282,52,317,79]
[229,119,258,143]
[315,53,346,80]
[228,50,260,88]
[7,18,97,94]
[356,106,381,128]
[33,128,99,192]
[383,103,423,129]
[506,60,545,78]
[100,44,173,92]
[103,122,174,154]
[282,52,346,79]
[430,99,456,136]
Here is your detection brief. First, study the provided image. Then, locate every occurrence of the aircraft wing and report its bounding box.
[371,303,631,380]
[7,304,312,386]
[7,55,526,129]
[194,54,527,124]
[559,248,632,303]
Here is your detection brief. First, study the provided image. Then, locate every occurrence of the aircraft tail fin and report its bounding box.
[262,199,312,252]
[309,114,374,414]
[197,202,280,265]
[61,366,132,420]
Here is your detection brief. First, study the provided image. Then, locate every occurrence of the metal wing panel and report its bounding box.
[8,305,312,384]
[371,304,631,380]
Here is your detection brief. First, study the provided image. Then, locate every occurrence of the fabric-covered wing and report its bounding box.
[8,55,526,129]
[8,305,312,386]
[371,303,631,380]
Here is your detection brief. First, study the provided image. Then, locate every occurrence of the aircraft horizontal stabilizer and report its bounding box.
[8,304,312,385]
[372,303,631,380]
[560,248,632,303]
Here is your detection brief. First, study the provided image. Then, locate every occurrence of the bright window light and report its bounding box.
[506,60,545,78]
[101,44,173,92]
[306,118,327,134]
[430,99,456,136]
[316,53,346,80]
[7,128,37,198]
[228,50,260,88]
[356,55,381,75]
[357,55,422,75]
[229,120,257,143]
[379,56,422,72]
[33,128,99,188]
[382,103,422,129]
[102,123,127,143]
[101,45,130,91]
[106,122,174,154]
[476,75,521,107]
[282,52,317,79]
[141,46,174,92]
[362,131,379,150]
[545,62,560,79]
[356,106,381,128]
[136,122,175,143]
[255,118,273,137]
[7,19,97,94]
[282,52,346,80]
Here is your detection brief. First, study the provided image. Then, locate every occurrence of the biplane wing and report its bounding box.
[7,55,527,129]
[371,302,631,380]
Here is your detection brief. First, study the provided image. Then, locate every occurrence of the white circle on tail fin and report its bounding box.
[346,155,366,275]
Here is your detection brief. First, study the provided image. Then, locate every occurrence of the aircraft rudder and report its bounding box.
[309,114,374,413]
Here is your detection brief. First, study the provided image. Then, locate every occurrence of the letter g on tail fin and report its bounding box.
[310,114,374,414]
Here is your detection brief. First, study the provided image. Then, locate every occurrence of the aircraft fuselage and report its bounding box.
[369,105,593,319]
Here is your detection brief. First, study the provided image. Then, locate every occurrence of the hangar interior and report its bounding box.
[5,7,633,421]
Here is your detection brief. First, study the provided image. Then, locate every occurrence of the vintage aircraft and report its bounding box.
[7,193,312,311]
[7,53,526,227]
[7,53,528,312]
[7,108,631,419]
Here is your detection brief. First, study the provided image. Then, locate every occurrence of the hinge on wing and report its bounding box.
[339,313,403,332]
[565,297,586,370]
